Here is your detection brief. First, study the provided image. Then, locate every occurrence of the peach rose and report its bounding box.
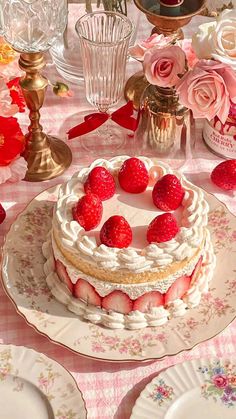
[192,9,236,70]
[143,45,186,88]
[129,34,173,61]
[229,376,236,385]
[176,59,236,124]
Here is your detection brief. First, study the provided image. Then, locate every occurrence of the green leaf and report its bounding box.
[207,385,217,392]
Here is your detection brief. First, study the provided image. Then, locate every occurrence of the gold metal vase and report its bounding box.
[135,84,190,155]
[19,52,72,182]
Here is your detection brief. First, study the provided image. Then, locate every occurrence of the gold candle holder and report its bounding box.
[125,0,206,109]
[134,0,206,39]
[19,52,72,182]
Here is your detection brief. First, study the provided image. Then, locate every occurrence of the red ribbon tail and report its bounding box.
[112,100,134,118]
[111,101,137,131]
[67,113,108,139]
[112,114,138,131]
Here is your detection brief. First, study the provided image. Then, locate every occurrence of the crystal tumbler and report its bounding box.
[76,11,133,112]
[0,0,67,52]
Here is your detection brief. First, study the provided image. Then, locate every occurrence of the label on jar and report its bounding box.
[203,121,236,159]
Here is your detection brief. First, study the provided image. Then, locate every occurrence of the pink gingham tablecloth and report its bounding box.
[0,10,236,419]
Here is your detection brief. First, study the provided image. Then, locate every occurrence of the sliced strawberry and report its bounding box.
[164,275,191,305]
[0,203,6,224]
[73,278,101,307]
[133,291,164,313]
[191,256,203,284]
[55,259,73,293]
[102,290,133,314]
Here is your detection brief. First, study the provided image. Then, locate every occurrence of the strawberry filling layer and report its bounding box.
[55,257,203,315]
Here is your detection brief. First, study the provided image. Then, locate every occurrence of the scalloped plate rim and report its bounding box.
[0,342,87,418]
[131,356,236,418]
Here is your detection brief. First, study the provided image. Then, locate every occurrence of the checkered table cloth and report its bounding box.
[0,9,236,419]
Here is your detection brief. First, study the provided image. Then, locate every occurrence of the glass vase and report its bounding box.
[135,84,191,160]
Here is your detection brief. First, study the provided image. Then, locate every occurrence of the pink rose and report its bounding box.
[212,374,229,388]
[181,39,198,69]
[176,59,236,124]
[231,231,236,240]
[143,45,186,88]
[215,229,228,240]
[129,34,173,61]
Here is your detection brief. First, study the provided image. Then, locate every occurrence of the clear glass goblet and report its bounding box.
[0,0,67,52]
[75,11,133,153]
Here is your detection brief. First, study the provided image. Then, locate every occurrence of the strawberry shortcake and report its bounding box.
[43,156,216,329]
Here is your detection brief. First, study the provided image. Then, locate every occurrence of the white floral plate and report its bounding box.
[131,357,236,418]
[1,186,236,362]
[0,344,87,419]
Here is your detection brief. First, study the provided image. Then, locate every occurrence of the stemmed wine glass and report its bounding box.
[75,11,133,152]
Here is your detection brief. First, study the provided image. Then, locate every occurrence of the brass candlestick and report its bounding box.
[135,0,206,39]
[19,52,72,182]
[125,0,206,109]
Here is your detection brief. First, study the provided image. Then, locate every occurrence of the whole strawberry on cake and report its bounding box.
[43,156,216,329]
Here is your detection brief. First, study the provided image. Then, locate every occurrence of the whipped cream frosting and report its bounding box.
[53,156,209,274]
[43,229,216,330]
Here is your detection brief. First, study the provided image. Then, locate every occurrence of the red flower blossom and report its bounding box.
[0,116,25,166]
[212,374,229,389]
[6,77,25,113]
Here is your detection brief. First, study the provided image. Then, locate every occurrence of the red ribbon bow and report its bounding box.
[67,101,137,140]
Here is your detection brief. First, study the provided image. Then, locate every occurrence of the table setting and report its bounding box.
[0,0,236,418]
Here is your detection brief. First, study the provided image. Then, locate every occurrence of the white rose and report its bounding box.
[192,9,236,70]
[192,21,216,59]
